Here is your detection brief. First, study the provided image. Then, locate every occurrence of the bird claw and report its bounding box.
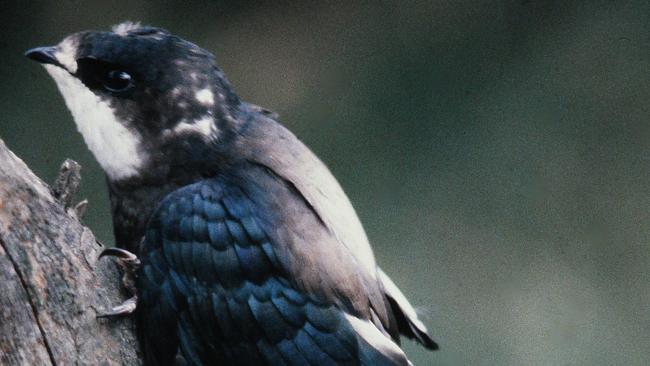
[98,247,140,314]
[99,247,140,265]
[97,296,137,318]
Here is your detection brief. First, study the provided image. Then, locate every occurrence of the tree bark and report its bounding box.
[0,138,140,365]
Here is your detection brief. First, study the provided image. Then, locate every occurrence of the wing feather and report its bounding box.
[137,176,426,365]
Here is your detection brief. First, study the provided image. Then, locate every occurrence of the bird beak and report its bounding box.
[25,46,62,67]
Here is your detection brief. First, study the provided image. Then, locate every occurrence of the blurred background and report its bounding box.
[1,1,649,364]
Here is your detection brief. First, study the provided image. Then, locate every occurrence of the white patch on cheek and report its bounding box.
[44,65,144,181]
[170,87,182,97]
[195,88,214,106]
[54,38,78,73]
[172,116,216,138]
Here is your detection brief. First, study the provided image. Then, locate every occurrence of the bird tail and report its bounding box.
[378,268,439,350]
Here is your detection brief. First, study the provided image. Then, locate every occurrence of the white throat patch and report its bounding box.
[44,65,144,180]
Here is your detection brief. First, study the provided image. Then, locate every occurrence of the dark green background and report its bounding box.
[1,1,649,365]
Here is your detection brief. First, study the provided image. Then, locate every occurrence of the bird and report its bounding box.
[26,21,438,366]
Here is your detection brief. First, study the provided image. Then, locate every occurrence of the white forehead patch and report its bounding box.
[195,88,214,106]
[44,65,144,181]
[172,115,216,138]
[55,38,78,73]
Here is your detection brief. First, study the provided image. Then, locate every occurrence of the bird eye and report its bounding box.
[103,70,133,93]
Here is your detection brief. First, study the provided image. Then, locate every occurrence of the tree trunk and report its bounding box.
[0,138,140,365]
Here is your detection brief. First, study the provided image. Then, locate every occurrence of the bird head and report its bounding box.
[26,22,240,183]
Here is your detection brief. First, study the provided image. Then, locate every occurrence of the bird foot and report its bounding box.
[97,296,137,318]
[98,247,140,317]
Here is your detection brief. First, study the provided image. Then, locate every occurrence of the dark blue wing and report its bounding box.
[136,178,410,366]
